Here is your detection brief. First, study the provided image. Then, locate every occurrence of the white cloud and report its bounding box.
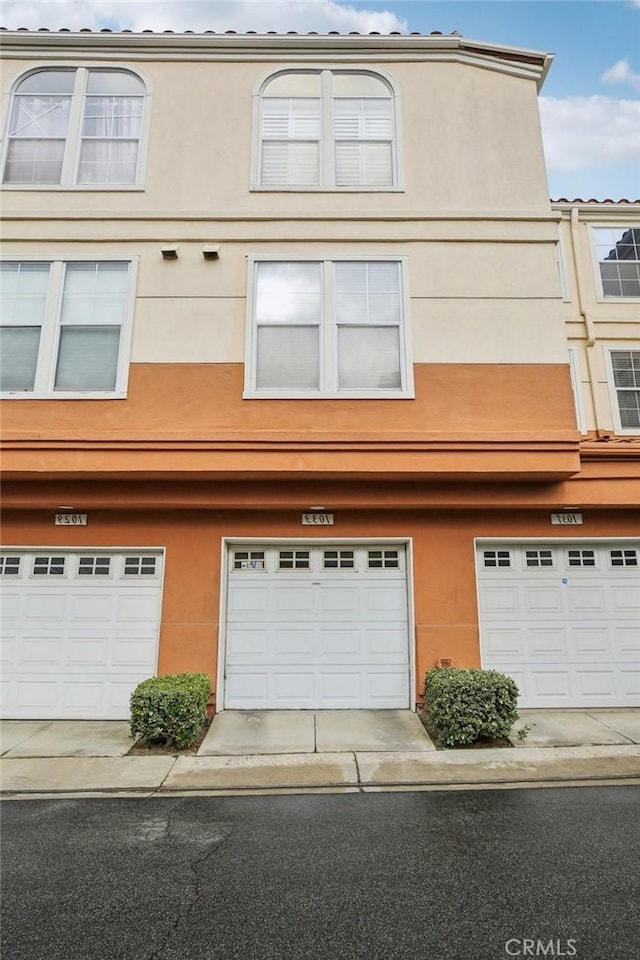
[540,95,640,173]
[0,0,407,34]
[602,59,640,93]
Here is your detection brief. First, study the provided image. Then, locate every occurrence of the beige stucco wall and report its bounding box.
[1,54,551,215]
[0,38,569,374]
[1,236,567,364]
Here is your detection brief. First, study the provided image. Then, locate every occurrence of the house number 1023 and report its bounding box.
[301,513,335,525]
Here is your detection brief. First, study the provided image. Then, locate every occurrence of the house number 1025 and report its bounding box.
[301,513,335,525]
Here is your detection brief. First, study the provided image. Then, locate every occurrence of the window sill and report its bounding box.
[1,185,145,192]
[243,391,415,400]
[595,295,640,303]
[250,185,404,194]
[1,392,128,400]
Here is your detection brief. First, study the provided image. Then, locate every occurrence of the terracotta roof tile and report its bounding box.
[552,197,640,204]
[0,27,465,37]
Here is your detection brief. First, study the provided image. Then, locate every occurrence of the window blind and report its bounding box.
[261,98,321,186]
[611,351,640,428]
[333,99,393,186]
[251,259,404,395]
[0,327,41,391]
[54,326,120,391]
[258,73,395,189]
[256,326,319,390]
[261,142,319,187]
[334,261,401,325]
[338,326,401,389]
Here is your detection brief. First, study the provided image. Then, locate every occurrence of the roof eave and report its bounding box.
[0,30,552,87]
[552,199,640,213]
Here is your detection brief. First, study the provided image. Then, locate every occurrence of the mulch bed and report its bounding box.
[127,717,212,757]
[417,709,513,750]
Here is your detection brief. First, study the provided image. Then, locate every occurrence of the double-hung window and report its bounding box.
[246,259,412,398]
[607,349,640,431]
[593,227,640,298]
[0,260,134,398]
[3,68,146,186]
[257,70,397,189]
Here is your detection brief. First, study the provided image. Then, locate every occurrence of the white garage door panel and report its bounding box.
[112,638,159,667]
[620,627,640,653]
[9,675,141,713]
[497,664,628,703]
[227,624,407,664]
[622,670,640,696]
[0,550,163,719]
[477,541,640,708]
[225,665,409,709]
[224,543,410,709]
[481,587,638,621]
[613,586,640,612]
[482,623,637,660]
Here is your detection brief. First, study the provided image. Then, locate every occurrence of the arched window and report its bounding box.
[3,68,146,186]
[257,70,397,189]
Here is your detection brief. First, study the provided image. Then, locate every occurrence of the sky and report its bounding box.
[1,0,639,200]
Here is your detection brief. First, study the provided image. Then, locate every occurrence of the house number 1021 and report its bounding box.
[301,513,334,525]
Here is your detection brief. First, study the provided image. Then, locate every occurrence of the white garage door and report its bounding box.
[224,543,410,709]
[477,541,640,707]
[0,549,164,719]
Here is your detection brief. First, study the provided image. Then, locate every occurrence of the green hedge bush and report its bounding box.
[130,672,211,749]
[423,667,519,748]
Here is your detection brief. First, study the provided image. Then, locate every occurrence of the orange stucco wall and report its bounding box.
[3,505,638,707]
[2,362,576,439]
[1,361,582,481]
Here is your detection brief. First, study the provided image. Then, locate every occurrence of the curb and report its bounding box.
[2,743,638,798]
[3,775,640,800]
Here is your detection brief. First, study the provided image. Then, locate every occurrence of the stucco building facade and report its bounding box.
[1,29,638,718]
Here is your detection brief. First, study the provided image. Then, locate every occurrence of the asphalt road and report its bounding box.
[2,787,639,960]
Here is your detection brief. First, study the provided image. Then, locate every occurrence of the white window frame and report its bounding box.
[522,547,555,570]
[567,347,587,434]
[30,554,68,578]
[243,254,413,399]
[251,66,402,192]
[1,65,150,191]
[604,346,640,434]
[1,254,138,400]
[608,547,638,569]
[77,555,114,579]
[590,225,640,302]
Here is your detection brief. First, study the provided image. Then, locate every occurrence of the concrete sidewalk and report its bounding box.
[197,709,436,755]
[1,710,639,797]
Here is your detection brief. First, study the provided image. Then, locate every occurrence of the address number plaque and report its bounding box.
[550,513,583,525]
[301,513,335,525]
[55,514,88,526]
